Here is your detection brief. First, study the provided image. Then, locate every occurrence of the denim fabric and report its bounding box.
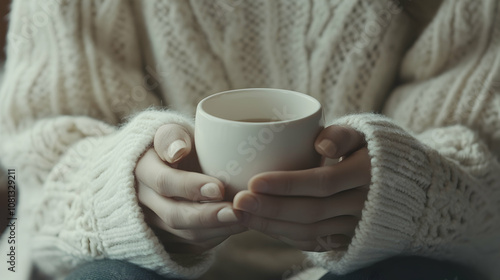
[318,256,485,280]
[65,257,485,280]
[65,260,179,280]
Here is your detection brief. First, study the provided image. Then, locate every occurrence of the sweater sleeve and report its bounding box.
[0,1,212,279]
[306,0,500,278]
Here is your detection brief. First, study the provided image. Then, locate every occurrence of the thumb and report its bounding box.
[315,125,366,158]
[154,124,193,164]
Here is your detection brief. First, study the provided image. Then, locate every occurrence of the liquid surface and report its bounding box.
[237,118,281,122]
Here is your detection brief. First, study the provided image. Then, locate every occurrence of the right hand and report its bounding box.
[134,124,246,254]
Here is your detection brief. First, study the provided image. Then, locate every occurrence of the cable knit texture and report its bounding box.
[0,0,499,279]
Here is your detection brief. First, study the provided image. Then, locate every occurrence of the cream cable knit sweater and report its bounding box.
[0,0,499,279]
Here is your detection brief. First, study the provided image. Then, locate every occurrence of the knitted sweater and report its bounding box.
[0,0,499,279]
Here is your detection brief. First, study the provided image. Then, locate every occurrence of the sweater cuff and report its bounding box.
[306,113,432,274]
[87,109,214,278]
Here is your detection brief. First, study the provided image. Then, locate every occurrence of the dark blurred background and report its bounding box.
[0,0,7,60]
[0,0,10,234]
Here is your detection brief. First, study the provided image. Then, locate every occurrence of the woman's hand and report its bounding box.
[134,124,246,254]
[234,125,371,251]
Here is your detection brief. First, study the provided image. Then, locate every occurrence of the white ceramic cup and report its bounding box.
[195,88,324,199]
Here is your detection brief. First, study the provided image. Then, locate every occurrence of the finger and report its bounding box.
[233,187,367,223]
[239,213,358,241]
[151,227,229,254]
[138,182,240,229]
[315,125,366,158]
[144,207,246,243]
[249,147,371,197]
[275,234,351,252]
[154,124,192,163]
[135,148,224,201]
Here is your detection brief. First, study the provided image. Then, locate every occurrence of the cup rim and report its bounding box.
[196,88,322,125]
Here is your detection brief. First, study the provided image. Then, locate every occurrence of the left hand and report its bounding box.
[234,125,371,251]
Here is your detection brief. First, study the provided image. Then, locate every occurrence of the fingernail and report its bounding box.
[200,182,221,199]
[217,207,238,223]
[252,179,268,193]
[166,140,187,162]
[237,195,259,212]
[318,139,336,157]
